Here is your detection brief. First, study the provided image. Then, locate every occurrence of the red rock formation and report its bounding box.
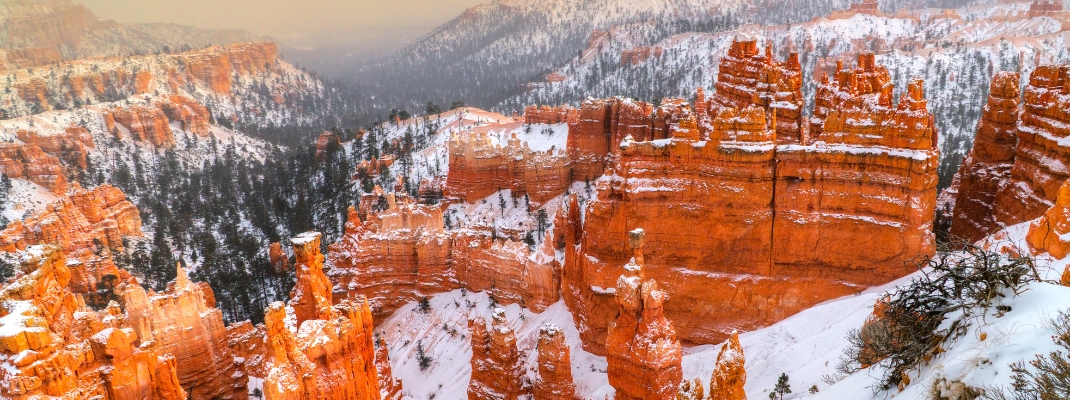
[288,232,334,326]
[605,229,682,400]
[15,78,49,109]
[0,142,69,194]
[121,265,249,399]
[16,126,95,168]
[269,242,290,274]
[949,72,1021,243]
[0,245,188,400]
[1029,0,1064,18]
[620,46,663,65]
[2,47,61,70]
[708,40,804,144]
[533,324,579,400]
[1027,179,1070,259]
[181,42,278,94]
[316,131,342,161]
[134,70,152,94]
[524,105,575,125]
[157,95,211,137]
[445,129,570,206]
[108,105,176,147]
[989,65,1070,227]
[562,53,938,349]
[227,320,268,378]
[328,195,561,319]
[260,231,383,399]
[566,97,654,181]
[0,185,142,294]
[376,342,403,400]
[468,309,526,400]
[708,333,746,400]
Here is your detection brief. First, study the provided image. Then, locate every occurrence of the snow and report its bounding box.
[378,291,610,400]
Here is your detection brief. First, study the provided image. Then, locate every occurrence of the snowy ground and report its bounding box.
[383,220,1070,399]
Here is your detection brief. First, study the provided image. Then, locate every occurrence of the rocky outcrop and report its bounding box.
[0,142,69,194]
[524,105,575,125]
[708,333,746,400]
[182,42,278,94]
[261,231,384,400]
[316,131,342,161]
[0,246,188,400]
[288,232,334,326]
[268,242,290,274]
[107,105,176,147]
[16,126,95,168]
[121,265,248,399]
[445,130,570,206]
[157,95,210,137]
[533,324,578,400]
[328,196,561,319]
[989,65,1070,228]
[620,46,663,65]
[1027,179,1070,259]
[566,97,654,181]
[376,343,403,400]
[562,53,938,349]
[227,320,268,377]
[707,40,804,144]
[605,229,683,400]
[0,185,142,294]
[949,72,1021,243]
[468,309,526,400]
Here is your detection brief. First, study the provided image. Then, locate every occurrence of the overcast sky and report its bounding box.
[73,0,486,48]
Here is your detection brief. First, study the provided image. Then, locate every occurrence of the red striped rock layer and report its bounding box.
[562,58,938,350]
[327,199,561,320]
[990,65,1070,227]
[0,185,142,294]
[105,105,175,147]
[949,72,1022,243]
[445,129,570,206]
[0,141,68,194]
[707,40,804,144]
[16,126,94,169]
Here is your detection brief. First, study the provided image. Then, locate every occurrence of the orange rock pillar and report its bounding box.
[708,333,747,400]
[468,309,526,400]
[605,229,683,400]
[533,324,579,400]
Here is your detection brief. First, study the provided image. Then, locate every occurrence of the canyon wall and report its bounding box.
[445,130,571,206]
[562,51,939,350]
[0,185,142,294]
[328,197,561,319]
[707,40,805,144]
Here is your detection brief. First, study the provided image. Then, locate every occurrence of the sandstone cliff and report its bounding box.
[561,53,939,349]
[328,197,561,319]
[0,185,142,294]
[605,229,683,400]
[468,309,527,400]
[708,40,804,144]
[445,129,571,206]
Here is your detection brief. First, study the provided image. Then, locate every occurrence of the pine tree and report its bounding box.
[769,373,791,400]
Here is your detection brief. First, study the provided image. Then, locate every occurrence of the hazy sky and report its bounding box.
[73,0,486,48]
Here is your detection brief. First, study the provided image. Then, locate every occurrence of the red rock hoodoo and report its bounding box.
[533,324,580,400]
[122,266,249,399]
[468,309,527,400]
[708,333,747,400]
[0,246,187,400]
[1027,179,1070,259]
[952,64,1070,239]
[707,40,805,144]
[561,52,938,350]
[261,231,385,400]
[949,72,1021,243]
[605,229,683,400]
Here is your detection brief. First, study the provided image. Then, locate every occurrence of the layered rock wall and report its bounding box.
[708,40,805,144]
[445,130,570,205]
[562,53,939,349]
[0,142,69,194]
[329,196,562,319]
[0,185,142,294]
[107,105,176,147]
